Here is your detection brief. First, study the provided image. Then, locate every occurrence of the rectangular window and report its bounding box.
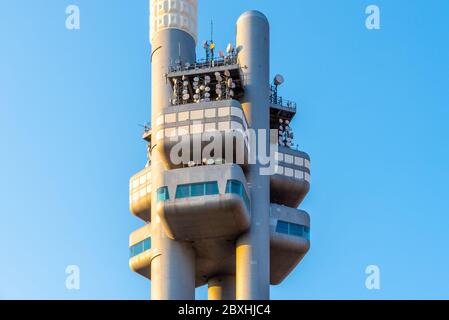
[218,121,230,131]
[190,183,205,197]
[303,227,310,240]
[218,107,230,117]
[190,123,203,134]
[205,182,219,195]
[175,184,190,199]
[165,113,176,123]
[305,159,311,169]
[290,223,303,237]
[242,190,250,211]
[178,126,189,135]
[285,167,294,177]
[305,172,310,182]
[178,111,189,121]
[190,109,204,120]
[204,108,216,118]
[275,165,284,175]
[295,170,304,179]
[276,221,289,235]
[156,187,169,202]
[130,238,151,258]
[204,122,216,132]
[156,115,164,126]
[294,157,304,166]
[165,127,177,138]
[143,238,151,251]
[226,180,250,211]
[226,180,241,195]
[275,152,284,162]
[285,154,294,164]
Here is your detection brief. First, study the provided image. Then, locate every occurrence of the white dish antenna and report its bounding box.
[274,74,285,86]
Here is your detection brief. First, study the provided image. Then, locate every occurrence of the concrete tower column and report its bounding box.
[208,276,236,300]
[235,11,271,300]
[149,0,198,300]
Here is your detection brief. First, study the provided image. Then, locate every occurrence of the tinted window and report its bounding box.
[156,187,169,202]
[130,237,151,258]
[276,221,289,234]
[176,184,190,199]
[226,180,241,195]
[290,224,303,237]
[190,183,205,197]
[205,182,219,195]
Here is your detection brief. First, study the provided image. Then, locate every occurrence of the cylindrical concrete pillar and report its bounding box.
[149,0,198,300]
[208,275,236,300]
[235,11,271,300]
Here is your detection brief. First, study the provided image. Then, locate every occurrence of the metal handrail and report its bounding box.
[168,55,239,73]
[270,95,297,112]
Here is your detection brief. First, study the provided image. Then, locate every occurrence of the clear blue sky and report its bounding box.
[1,0,448,299]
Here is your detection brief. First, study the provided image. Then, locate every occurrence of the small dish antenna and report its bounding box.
[274,74,285,86]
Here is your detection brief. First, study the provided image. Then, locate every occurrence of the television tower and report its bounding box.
[129,0,311,300]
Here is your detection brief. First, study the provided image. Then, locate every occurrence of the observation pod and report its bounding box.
[129,223,153,279]
[156,163,251,241]
[129,167,152,222]
[269,204,310,284]
[151,99,249,169]
[270,147,311,207]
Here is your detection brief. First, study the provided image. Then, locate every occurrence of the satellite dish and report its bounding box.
[274,74,285,86]
[226,43,234,53]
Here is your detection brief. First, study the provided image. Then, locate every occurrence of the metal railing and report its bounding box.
[270,95,297,112]
[168,55,239,73]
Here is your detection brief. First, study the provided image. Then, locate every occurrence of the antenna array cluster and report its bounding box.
[278,119,294,148]
[171,68,237,105]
